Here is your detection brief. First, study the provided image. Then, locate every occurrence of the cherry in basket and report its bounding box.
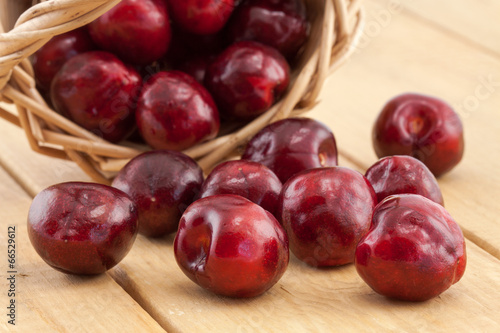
[205,41,290,120]
[136,71,220,151]
[32,27,96,93]
[167,0,235,35]
[227,0,310,59]
[88,0,172,66]
[50,51,142,143]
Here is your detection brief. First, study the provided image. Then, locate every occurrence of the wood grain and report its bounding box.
[393,0,500,57]
[0,166,165,332]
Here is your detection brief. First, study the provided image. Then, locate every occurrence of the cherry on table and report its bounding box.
[28,182,139,275]
[365,155,444,205]
[174,194,289,297]
[112,150,204,237]
[242,117,338,183]
[279,167,377,267]
[372,93,464,177]
[198,160,282,219]
[355,194,467,301]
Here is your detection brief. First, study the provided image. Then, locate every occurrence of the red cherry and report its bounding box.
[167,0,235,35]
[51,51,142,143]
[112,150,204,238]
[279,167,377,267]
[205,41,290,120]
[136,71,220,151]
[365,155,444,205]
[174,194,289,297]
[32,27,96,93]
[89,0,172,65]
[373,93,464,177]
[227,0,310,59]
[198,160,282,219]
[355,194,467,301]
[28,182,138,275]
[242,117,338,183]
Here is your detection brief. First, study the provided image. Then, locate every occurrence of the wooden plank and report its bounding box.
[0,167,166,332]
[308,0,500,259]
[2,94,500,333]
[391,0,500,57]
[109,234,500,332]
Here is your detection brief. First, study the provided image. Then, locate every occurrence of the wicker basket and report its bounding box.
[0,0,364,184]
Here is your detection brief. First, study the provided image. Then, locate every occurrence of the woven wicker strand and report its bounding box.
[0,0,364,183]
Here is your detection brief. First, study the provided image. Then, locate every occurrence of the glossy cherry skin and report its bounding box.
[51,51,142,142]
[112,150,204,237]
[88,0,171,65]
[32,27,95,93]
[279,167,377,267]
[355,194,467,301]
[227,0,309,59]
[27,182,138,275]
[174,194,289,297]
[373,93,464,177]
[167,0,235,35]
[199,160,282,218]
[365,155,444,205]
[242,117,337,183]
[205,41,290,120]
[136,71,220,150]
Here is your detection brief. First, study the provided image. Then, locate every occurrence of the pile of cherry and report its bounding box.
[28,0,466,303]
[33,0,308,147]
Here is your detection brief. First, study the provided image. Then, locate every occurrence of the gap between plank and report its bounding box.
[0,157,38,198]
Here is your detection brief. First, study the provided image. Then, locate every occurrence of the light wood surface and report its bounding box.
[1,0,500,331]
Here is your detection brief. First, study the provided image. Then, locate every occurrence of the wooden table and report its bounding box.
[1,0,499,331]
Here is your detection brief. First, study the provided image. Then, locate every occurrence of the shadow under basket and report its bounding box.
[0,0,364,184]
